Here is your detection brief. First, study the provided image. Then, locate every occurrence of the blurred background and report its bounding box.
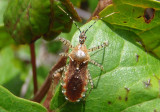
[0,0,98,100]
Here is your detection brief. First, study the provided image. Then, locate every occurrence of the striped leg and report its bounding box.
[83,70,94,101]
[57,38,73,48]
[52,66,66,80]
[59,53,68,57]
[89,60,104,70]
[88,71,94,89]
[59,53,74,61]
[88,41,108,52]
[51,66,67,95]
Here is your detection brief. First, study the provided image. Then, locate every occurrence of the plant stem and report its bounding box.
[30,43,38,95]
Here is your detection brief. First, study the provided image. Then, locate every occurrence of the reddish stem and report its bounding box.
[88,0,112,21]
[30,43,38,95]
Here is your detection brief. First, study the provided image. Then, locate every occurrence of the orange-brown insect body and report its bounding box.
[63,43,90,102]
[56,31,108,102]
[57,30,107,102]
[55,6,113,102]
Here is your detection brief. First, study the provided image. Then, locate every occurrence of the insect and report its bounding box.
[52,5,116,102]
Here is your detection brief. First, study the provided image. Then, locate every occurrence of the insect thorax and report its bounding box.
[69,44,90,63]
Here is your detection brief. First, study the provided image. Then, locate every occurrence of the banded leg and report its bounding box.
[59,53,74,61]
[89,60,104,70]
[52,66,66,80]
[83,70,94,101]
[57,38,73,48]
[59,53,68,57]
[88,41,108,52]
[51,66,66,94]
[88,71,94,89]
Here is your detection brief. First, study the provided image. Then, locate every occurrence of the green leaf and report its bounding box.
[88,0,98,12]
[70,0,81,7]
[0,85,47,112]
[0,46,30,96]
[0,0,13,48]
[0,47,20,85]
[0,26,13,49]
[122,99,160,112]
[3,0,51,44]
[60,23,82,41]
[50,20,160,112]
[99,0,160,58]
[43,0,81,41]
[3,0,81,44]
[0,0,9,25]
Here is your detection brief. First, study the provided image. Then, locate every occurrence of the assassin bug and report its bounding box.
[52,6,116,102]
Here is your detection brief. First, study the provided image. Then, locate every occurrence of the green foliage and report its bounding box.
[99,0,160,58]
[3,0,51,43]
[88,0,98,12]
[60,22,82,41]
[0,85,47,112]
[1,0,160,112]
[47,41,62,53]
[70,0,81,7]
[50,20,160,112]
[3,0,81,44]
[0,46,23,85]
[46,23,82,53]
[0,0,13,49]
[0,0,9,25]
[0,26,13,49]
[0,45,31,96]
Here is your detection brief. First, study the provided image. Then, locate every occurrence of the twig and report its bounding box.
[88,0,113,21]
[30,43,38,95]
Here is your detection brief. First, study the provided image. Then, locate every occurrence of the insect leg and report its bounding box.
[89,60,104,70]
[51,66,66,95]
[59,53,73,61]
[83,70,94,101]
[57,38,73,48]
[59,53,68,57]
[88,71,94,89]
[52,66,66,80]
[88,41,108,52]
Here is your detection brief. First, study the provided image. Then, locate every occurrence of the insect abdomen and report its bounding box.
[62,60,88,102]
[66,73,83,102]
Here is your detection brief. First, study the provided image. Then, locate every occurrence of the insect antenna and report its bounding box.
[85,12,118,34]
[58,5,81,33]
